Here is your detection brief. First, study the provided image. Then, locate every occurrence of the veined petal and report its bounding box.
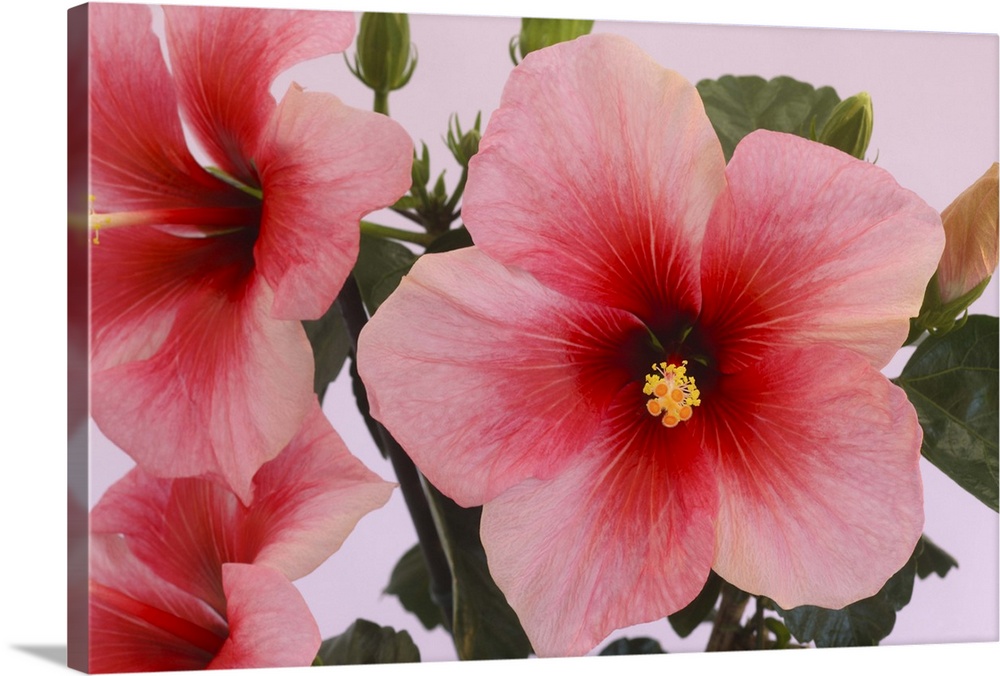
[91,403,392,614]
[481,408,717,657]
[91,228,314,503]
[208,563,322,670]
[463,33,725,320]
[358,247,649,507]
[699,131,944,372]
[255,84,413,320]
[163,6,355,186]
[89,534,227,673]
[89,3,250,213]
[709,344,924,609]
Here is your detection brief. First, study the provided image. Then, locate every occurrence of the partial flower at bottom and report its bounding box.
[358,34,944,656]
[88,403,394,672]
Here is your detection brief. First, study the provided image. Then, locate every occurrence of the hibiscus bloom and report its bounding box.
[358,35,944,655]
[88,4,412,501]
[88,402,394,672]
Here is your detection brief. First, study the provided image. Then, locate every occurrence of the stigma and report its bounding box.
[643,360,701,428]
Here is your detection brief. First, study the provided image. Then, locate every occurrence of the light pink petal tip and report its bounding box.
[700,130,944,372]
[208,563,322,670]
[481,422,717,657]
[464,33,726,319]
[358,247,646,507]
[710,344,924,609]
[163,6,355,185]
[256,84,414,320]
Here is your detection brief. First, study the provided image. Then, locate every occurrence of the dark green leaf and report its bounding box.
[914,534,959,580]
[315,619,420,665]
[302,301,350,401]
[696,75,841,161]
[598,637,666,655]
[424,484,533,659]
[895,314,999,510]
[426,226,474,254]
[353,233,417,314]
[667,570,721,637]
[384,544,446,631]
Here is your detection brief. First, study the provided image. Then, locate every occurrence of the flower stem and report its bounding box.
[705,583,750,651]
[374,90,390,116]
[336,275,454,630]
[360,220,433,247]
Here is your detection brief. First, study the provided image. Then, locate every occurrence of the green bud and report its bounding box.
[509,18,594,65]
[411,142,430,190]
[817,92,873,160]
[444,112,482,168]
[347,13,418,97]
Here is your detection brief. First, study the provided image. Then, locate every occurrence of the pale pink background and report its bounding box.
[85,6,999,662]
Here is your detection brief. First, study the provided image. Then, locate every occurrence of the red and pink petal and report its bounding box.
[463,33,725,320]
[699,131,944,372]
[358,247,648,507]
[708,344,924,609]
[254,84,414,320]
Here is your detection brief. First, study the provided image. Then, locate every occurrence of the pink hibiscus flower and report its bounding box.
[88,402,394,672]
[87,4,412,501]
[357,35,944,655]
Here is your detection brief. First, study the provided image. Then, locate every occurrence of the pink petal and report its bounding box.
[254,84,413,320]
[89,534,227,673]
[89,3,250,213]
[163,6,355,186]
[699,130,944,372]
[463,33,725,321]
[91,403,392,613]
[208,563,322,670]
[481,402,717,657]
[708,344,924,609]
[358,247,649,507]
[91,228,314,502]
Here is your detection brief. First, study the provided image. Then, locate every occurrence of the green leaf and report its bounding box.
[598,637,666,655]
[696,75,841,161]
[914,534,959,580]
[315,619,420,665]
[426,226,474,254]
[384,544,446,631]
[895,314,999,511]
[424,484,533,659]
[353,233,417,314]
[667,570,722,637]
[301,301,350,401]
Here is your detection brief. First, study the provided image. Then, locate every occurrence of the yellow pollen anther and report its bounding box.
[643,360,701,428]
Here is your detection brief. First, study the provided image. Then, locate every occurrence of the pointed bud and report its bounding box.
[445,112,482,168]
[817,92,873,160]
[348,13,418,96]
[509,18,594,64]
[912,163,998,336]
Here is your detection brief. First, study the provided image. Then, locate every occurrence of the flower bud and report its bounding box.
[348,13,417,95]
[912,163,998,336]
[445,112,482,168]
[509,18,594,64]
[817,92,873,160]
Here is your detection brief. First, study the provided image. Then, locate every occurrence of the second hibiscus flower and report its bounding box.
[358,34,944,656]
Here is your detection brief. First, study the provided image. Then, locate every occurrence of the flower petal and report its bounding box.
[208,563,322,670]
[936,162,999,303]
[89,3,249,213]
[358,247,649,507]
[481,408,717,657]
[91,403,392,614]
[254,84,413,320]
[699,130,944,372]
[90,228,314,503]
[463,33,725,320]
[89,534,227,673]
[708,344,924,609]
[163,6,355,186]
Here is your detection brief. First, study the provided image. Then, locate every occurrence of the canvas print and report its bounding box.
[66,2,999,672]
